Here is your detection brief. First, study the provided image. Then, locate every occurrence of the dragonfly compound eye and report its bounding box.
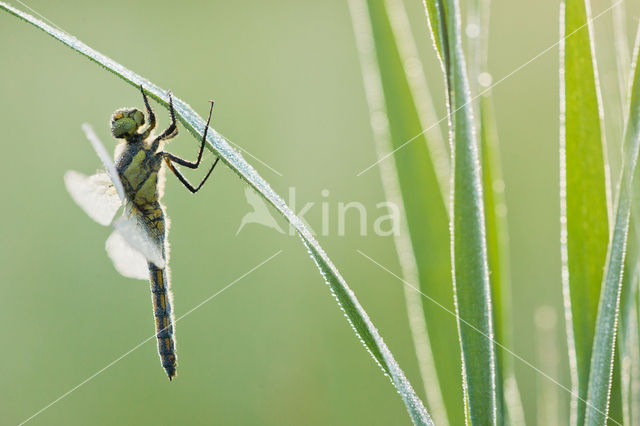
[111,108,146,138]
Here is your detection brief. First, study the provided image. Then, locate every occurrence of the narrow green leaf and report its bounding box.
[466,0,524,423]
[479,95,525,426]
[616,4,639,424]
[618,253,636,426]
[607,4,633,426]
[610,0,631,179]
[423,0,497,424]
[0,3,433,424]
[349,0,463,424]
[422,0,446,67]
[585,24,640,425]
[608,350,624,425]
[611,0,631,112]
[478,99,506,426]
[559,1,610,425]
[622,183,640,424]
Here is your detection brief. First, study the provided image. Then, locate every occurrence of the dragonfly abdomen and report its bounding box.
[149,262,177,380]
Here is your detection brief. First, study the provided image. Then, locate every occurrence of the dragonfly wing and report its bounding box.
[64,171,122,226]
[105,230,149,280]
[113,211,165,269]
[82,123,126,202]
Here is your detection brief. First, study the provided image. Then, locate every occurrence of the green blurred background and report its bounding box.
[1,0,638,424]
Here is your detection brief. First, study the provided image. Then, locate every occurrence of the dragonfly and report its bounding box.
[64,86,219,380]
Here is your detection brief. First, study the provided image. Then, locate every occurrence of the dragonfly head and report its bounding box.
[111,108,145,139]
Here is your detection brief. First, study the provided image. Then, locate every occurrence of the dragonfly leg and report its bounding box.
[149,92,179,152]
[164,156,219,194]
[159,99,218,193]
[140,85,156,136]
[156,92,178,140]
[161,100,214,169]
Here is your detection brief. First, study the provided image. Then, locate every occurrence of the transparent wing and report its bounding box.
[105,230,149,280]
[113,210,165,269]
[64,171,122,226]
[81,123,126,202]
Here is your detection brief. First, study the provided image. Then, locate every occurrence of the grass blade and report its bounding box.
[622,184,640,424]
[423,0,497,424]
[422,0,446,67]
[349,0,464,424]
[585,23,640,425]
[558,1,610,424]
[478,95,524,426]
[611,0,631,110]
[0,3,433,424]
[608,350,624,425]
[466,0,524,423]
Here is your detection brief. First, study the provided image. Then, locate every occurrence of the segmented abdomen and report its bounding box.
[149,262,177,380]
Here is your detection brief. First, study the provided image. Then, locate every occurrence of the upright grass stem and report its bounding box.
[466,0,524,423]
[423,0,497,424]
[349,0,464,423]
[559,1,610,424]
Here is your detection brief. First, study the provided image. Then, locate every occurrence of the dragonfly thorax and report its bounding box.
[116,143,163,208]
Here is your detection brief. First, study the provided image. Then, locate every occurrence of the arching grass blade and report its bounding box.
[0,3,433,424]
